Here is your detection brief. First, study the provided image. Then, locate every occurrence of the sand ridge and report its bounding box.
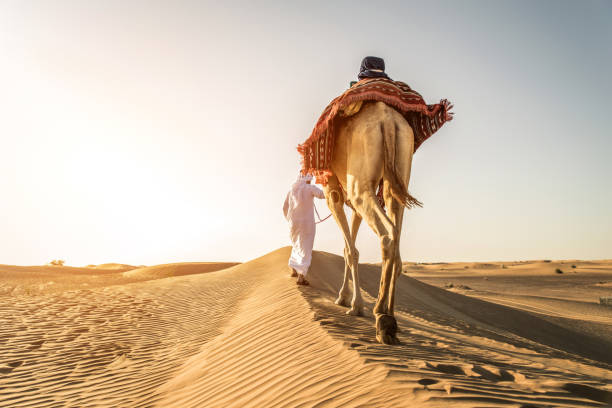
[1,249,611,407]
[123,262,240,280]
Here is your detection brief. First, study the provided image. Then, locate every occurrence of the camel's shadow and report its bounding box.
[297,251,612,406]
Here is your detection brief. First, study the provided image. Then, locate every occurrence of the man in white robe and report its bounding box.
[283,173,325,285]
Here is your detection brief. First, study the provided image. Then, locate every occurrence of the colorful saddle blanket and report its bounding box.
[298,77,451,184]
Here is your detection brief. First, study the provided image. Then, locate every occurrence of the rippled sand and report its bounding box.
[1,249,610,407]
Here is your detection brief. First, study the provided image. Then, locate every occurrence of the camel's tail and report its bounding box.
[381,122,423,209]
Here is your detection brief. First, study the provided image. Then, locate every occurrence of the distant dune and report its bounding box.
[0,261,239,295]
[0,250,611,407]
[87,263,140,271]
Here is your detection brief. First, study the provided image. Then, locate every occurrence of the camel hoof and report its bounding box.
[335,296,350,307]
[376,333,400,345]
[376,314,399,345]
[345,307,363,316]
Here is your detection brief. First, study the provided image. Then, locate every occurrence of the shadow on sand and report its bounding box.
[298,251,612,406]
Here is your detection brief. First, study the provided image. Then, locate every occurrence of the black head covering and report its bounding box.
[358,56,390,80]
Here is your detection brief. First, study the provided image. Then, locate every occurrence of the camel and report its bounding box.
[322,100,452,344]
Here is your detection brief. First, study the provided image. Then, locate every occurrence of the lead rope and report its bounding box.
[314,203,332,224]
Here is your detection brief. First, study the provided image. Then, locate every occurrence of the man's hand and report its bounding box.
[441,99,454,121]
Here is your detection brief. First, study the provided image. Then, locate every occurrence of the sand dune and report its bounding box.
[0,261,237,296]
[1,249,611,407]
[86,263,141,271]
[123,262,240,280]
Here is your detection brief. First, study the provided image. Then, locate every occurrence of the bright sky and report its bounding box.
[1,1,610,266]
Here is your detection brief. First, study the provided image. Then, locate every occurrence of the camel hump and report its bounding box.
[371,100,395,114]
[361,101,404,122]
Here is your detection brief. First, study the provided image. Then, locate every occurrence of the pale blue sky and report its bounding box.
[0,1,610,265]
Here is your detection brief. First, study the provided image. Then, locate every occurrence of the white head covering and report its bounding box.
[300,173,313,182]
[292,173,312,188]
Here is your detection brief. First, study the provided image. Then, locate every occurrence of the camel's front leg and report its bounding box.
[324,178,363,316]
[336,249,351,308]
[347,211,363,315]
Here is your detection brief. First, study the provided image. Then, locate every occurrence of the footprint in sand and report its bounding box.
[426,362,466,376]
[417,378,438,386]
[28,339,45,350]
[0,360,23,374]
[562,383,612,404]
[107,353,133,370]
[471,365,515,382]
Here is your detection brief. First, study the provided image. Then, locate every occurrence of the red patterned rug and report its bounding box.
[298,77,452,185]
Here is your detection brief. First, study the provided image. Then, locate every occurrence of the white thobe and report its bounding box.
[283,181,325,276]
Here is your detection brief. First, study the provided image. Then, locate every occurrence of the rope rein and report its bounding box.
[314,204,332,224]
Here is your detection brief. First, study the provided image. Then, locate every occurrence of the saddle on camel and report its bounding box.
[299,56,452,188]
[298,56,453,344]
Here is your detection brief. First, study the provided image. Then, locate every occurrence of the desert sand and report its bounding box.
[1,248,611,407]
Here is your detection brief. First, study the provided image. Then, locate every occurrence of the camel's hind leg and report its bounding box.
[348,181,398,344]
[383,180,405,317]
[383,114,414,318]
[323,176,363,316]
